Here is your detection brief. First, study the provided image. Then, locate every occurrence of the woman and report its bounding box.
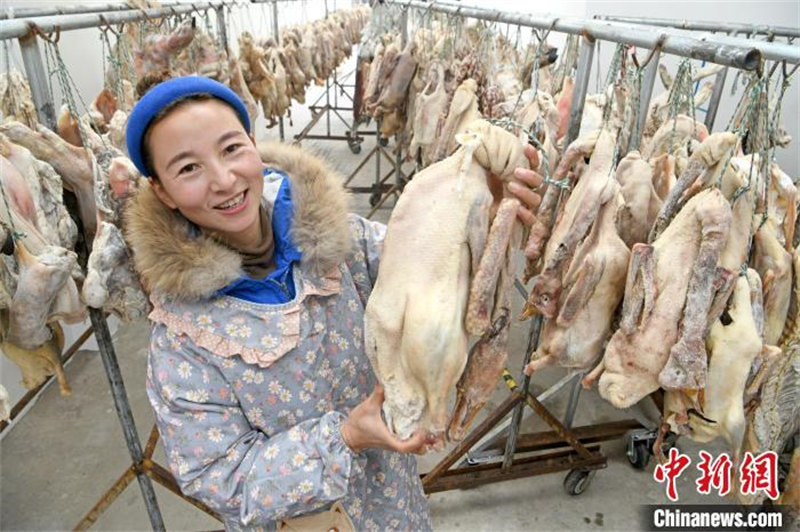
[124,75,542,531]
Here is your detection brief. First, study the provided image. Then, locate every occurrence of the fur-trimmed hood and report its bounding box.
[124,141,351,302]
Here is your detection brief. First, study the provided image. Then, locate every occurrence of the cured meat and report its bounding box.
[585,187,733,408]
[1,319,70,396]
[0,121,97,239]
[753,217,793,345]
[135,19,195,79]
[449,199,521,441]
[525,185,629,374]
[408,62,448,166]
[6,241,77,351]
[431,78,481,162]
[365,122,526,440]
[616,150,661,247]
[525,128,616,319]
[82,222,149,321]
[0,70,37,129]
[666,270,769,460]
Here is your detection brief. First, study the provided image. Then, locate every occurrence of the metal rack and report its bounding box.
[594,15,800,40]
[1,3,232,530]
[594,14,799,131]
[1,0,379,527]
[385,0,787,497]
[0,1,796,530]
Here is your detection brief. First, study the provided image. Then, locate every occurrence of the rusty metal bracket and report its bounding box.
[74,424,222,531]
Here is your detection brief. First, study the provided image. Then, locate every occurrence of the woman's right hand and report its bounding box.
[340,385,440,455]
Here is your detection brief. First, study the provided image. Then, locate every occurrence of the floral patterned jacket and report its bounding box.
[125,142,431,531]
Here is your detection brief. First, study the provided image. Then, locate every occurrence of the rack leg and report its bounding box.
[563,372,586,429]
[89,309,165,531]
[704,67,729,131]
[501,313,543,468]
[461,370,582,466]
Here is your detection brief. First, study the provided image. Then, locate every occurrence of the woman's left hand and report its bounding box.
[507,144,543,226]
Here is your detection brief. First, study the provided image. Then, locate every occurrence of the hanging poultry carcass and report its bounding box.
[616,150,662,247]
[642,114,709,160]
[228,51,259,126]
[82,221,150,322]
[173,29,230,83]
[449,198,522,441]
[583,132,740,408]
[0,120,98,240]
[107,110,129,153]
[766,162,797,251]
[0,70,38,130]
[363,38,400,116]
[1,315,70,396]
[431,78,481,163]
[742,249,800,509]
[754,216,793,345]
[365,120,528,441]
[524,182,630,376]
[88,89,118,134]
[280,40,308,104]
[408,61,449,166]
[663,153,772,447]
[369,40,418,139]
[238,32,279,126]
[266,47,292,122]
[511,89,560,176]
[134,18,195,82]
[522,123,630,375]
[0,134,77,250]
[0,154,85,318]
[523,130,601,272]
[663,269,773,461]
[643,69,720,142]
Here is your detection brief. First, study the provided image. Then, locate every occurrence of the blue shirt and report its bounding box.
[216,170,302,304]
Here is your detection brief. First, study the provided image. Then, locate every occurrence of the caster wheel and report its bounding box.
[348,141,362,154]
[563,469,592,496]
[627,439,651,470]
[369,192,381,207]
[379,137,388,147]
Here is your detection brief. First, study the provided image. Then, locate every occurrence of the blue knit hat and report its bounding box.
[126,76,251,177]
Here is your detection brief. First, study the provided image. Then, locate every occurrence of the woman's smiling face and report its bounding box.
[147,98,264,249]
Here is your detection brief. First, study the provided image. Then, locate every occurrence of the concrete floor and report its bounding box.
[0,72,733,531]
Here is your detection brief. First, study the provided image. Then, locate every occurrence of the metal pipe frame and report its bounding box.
[704,67,729,131]
[0,1,200,20]
[597,19,799,65]
[0,2,227,41]
[388,0,762,70]
[594,15,800,40]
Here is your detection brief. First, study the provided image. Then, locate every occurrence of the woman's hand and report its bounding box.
[507,144,544,226]
[341,385,439,455]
